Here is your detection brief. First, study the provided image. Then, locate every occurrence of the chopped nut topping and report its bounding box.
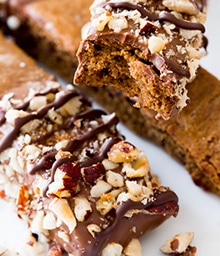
[87,224,102,238]
[16,185,29,212]
[102,242,123,256]
[74,196,92,222]
[123,238,142,256]
[108,141,139,163]
[0,82,178,255]
[162,0,200,15]
[90,180,112,198]
[160,232,195,254]
[49,198,77,233]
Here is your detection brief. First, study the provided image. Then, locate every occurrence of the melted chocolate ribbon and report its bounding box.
[100,1,205,33]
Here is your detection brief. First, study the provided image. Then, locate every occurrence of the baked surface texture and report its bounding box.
[0,0,93,81]
[74,0,207,119]
[0,32,179,255]
[1,0,219,196]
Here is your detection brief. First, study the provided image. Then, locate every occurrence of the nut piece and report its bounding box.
[148,35,167,54]
[108,141,139,163]
[123,238,142,256]
[47,168,71,198]
[49,198,77,233]
[87,224,101,238]
[162,0,199,15]
[16,185,29,212]
[90,180,112,198]
[102,242,123,256]
[160,232,194,254]
[74,196,92,222]
[106,170,124,187]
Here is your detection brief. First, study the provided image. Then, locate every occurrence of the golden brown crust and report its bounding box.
[5,0,93,81]
[0,32,52,95]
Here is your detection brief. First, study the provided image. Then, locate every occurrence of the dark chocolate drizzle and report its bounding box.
[91,190,179,256]
[101,1,205,33]
[15,87,60,111]
[0,90,79,153]
[29,111,119,176]
[24,102,120,195]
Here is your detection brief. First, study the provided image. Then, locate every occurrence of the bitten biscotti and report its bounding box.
[0,32,179,255]
[74,0,207,119]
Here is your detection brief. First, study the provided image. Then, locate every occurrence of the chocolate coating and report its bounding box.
[0,83,179,255]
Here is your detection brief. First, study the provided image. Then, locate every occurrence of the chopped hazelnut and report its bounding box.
[160,232,194,254]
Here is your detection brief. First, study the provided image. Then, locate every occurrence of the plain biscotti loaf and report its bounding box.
[0,0,93,81]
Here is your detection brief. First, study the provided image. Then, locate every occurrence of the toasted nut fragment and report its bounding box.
[123,238,142,256]
[96,196,115,215]
[92,11,112,31]
[31,210,44,234]
[162,0,199,15]
[126,180,152,201]
[102,158,118,170]
[59,96,82,116]
[47,168,71,198]
[102,242,123,256]
[160,232,194,254]
[49,198,77,233]
[74,196,92,222]
[132,152,150,172]
[90,180,112,198]
[108,16,128,32]
[87,224,101,238]
[148,35,168,54]
[29,96,47,111]
[21,119,42,133]
[57,230,70,243]
[122,153,150,179]
[108,141,139,163]
[43,212,57,230]
[5,109,27,124]
[106,170,124,187]
[47,108,63,125]
[16,185,29,212]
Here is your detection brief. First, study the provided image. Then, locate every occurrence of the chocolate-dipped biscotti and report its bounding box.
[1,0,220,196]
[1,0,207,119]
[0,32,179,255]
[74,0,207,119]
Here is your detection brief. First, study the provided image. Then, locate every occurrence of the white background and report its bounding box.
[0,0,220,255]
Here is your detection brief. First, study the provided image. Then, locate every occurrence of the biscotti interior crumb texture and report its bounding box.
[74,0,207,120]
[0,32,179,255]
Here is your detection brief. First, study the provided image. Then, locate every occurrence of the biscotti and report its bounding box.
[74,0,207,119]
[1,0,219,196]
[0,0,93,81]
[0,32,179,255]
